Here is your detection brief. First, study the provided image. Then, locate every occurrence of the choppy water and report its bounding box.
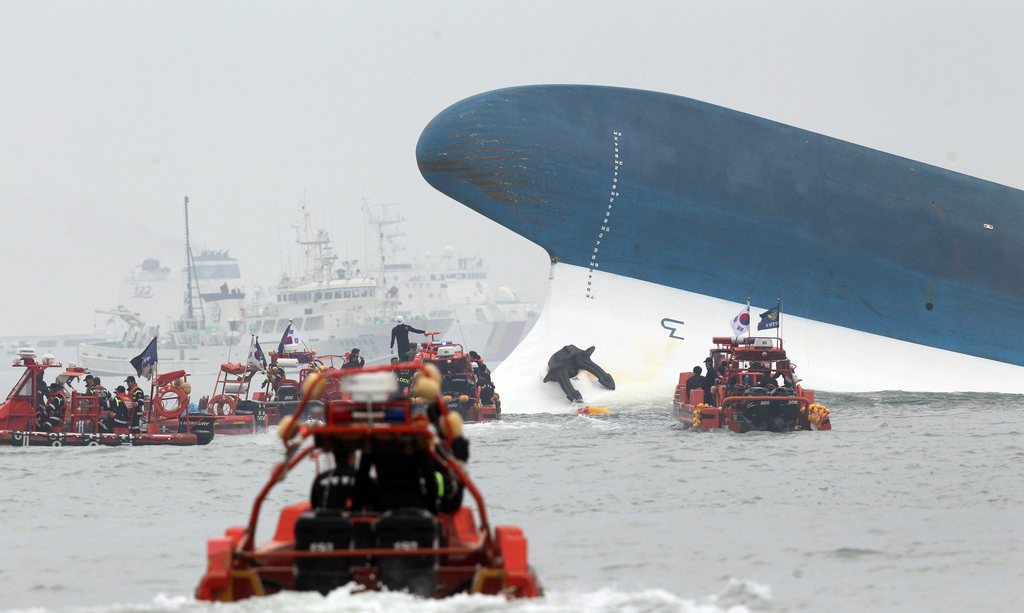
[3,390,1023,612]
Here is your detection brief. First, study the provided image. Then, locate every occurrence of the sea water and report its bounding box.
[2,390,1022,612]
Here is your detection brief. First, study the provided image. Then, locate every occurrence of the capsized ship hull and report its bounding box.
[416,85,1024,407]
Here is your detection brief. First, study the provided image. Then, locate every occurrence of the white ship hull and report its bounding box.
[494,264,1024,414]
[77,342,237,377]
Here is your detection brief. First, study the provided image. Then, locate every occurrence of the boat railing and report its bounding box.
[235,364,495,562]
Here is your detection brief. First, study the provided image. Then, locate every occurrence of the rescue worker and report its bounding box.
[390,316,426,361]
[310,446,363,510]
[35,382,67,432]
[468,351,495,404]
[126,375,145,434]
[354,364,441,513]
[92,376,112,414]
[35,371,49,411]
[342,348,365,369]
[684,366,707,402]
[110,385,132,432]
[702,357,718,406]
[393,357,413,397]
[412,364,470,513]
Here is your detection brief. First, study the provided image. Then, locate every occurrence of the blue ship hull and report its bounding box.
[417,85,1024,371]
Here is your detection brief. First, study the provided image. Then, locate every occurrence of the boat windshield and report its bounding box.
[6,370,34,401]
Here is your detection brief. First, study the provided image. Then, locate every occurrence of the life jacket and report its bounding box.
[111,394,131,426]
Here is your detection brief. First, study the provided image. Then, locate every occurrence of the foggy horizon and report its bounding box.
[3,1,1023,337]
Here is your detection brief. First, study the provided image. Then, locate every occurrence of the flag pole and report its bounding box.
[776,298,781,341]
[149,334,158,425]
[746,296,751,341]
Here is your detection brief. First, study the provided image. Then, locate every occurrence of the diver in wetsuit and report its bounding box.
[390,316,426,361]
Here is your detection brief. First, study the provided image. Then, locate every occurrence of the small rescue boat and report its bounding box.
[0,349,214,446]
[251,350,335,427]
[195,363,541,601]
[203,362,269,435]
[412,334,500,422]
[672,336,832,432]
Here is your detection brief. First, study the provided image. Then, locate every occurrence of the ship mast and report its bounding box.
[183,196,206,330]
[295,191,337,285]
[363,200,405,278]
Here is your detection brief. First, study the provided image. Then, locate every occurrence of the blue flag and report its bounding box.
[758,304,781,331]
[130,336,159,379]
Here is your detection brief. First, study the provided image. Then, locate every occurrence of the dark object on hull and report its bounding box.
[543,345,615,402]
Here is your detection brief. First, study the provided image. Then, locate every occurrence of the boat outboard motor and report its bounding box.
[543,345,615,403]
[277,385,298,402]
[294,509,354,594]
[186,416,216,445]
[375,508,438,596]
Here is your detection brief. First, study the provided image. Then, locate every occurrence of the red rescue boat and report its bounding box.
[0,349,214,446]
[202,362,268,435]
[195,363,541,601]
[672,336,832,432]
[411,333,500,422]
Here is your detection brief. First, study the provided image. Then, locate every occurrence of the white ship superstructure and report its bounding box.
[78,198,249,376]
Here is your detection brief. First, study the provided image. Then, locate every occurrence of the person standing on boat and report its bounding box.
[390,316,426,361]
[469,351,495,405]
[126,376,145,434]
[109,386,132,432]
[702,357,718,406]
[342,348,365,369]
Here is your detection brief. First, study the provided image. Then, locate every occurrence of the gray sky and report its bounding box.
[2,1,1023,334]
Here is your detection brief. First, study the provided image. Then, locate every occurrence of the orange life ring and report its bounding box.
[209,394,237,416]
[153,385,187,419]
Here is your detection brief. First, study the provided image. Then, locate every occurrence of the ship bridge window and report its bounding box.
[343,290,351,298]
[292,318,304,330]
[277,319,289,332]
[360,289,369,297]
[305,315,324,330]
[314,291,322,302]
[262,320,275,333]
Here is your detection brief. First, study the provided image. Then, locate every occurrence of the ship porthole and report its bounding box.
[925,302,934,311]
